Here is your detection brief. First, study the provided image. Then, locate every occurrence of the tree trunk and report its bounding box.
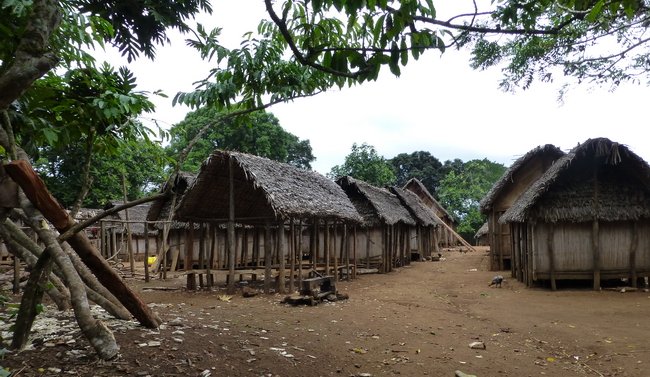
[11,249,54,350]
[5,160,160,328]
[0,220,70,310]
[27,217,119,360]
[0,0,62,110]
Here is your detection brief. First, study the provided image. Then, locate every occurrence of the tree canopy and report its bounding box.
[437,158,506,238]
[328,142,396,187]
[165,107,315,172]
[389,151,443,197]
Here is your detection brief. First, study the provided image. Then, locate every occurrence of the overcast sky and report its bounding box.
[100,0,650,175]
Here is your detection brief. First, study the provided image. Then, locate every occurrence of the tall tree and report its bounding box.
[437,158,506,239]
[328,142,396,187]
[165,107,315,172]
[389,151,443,197]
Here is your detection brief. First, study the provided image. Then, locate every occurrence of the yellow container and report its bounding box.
[147,256,157,265]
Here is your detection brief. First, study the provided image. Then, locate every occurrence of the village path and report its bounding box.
[2,248,650,377]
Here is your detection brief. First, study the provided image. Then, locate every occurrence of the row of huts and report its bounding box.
[138,150,463,292]
[480,137,650,290]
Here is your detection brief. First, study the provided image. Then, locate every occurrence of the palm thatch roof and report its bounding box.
[403,178,456,224]
[480,144,565,213]
[174,151,362,224]
[146,171,197,229]
[337,176,416,227]
[500,138,650,224]
[474,221,488,239]
[389,186,441,227]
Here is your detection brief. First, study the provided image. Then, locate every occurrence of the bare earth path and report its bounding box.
[2,248,649,376]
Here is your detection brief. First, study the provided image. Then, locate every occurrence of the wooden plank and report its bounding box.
[548,223,556,291]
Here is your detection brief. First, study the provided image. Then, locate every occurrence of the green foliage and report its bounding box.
[389,151,443,197]
[328,142,396,187]
[165,107,315,172]
[34,137,168,208]
[437,158,506,236]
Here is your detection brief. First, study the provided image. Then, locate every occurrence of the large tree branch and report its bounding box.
[0,0,62,109]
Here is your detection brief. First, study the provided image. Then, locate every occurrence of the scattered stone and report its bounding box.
[468,342,485,350]
[455,371,477,377]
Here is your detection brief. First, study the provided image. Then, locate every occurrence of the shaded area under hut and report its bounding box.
[389,186,441,260]
[480,144,565,272]
[148,151,362,294]
[500,138,650,290]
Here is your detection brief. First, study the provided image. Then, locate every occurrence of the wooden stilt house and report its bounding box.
[150,151,362,293]
[403,178,458,248]
[336,176,416,272]
[479,144,564,272]
[500,138,650,290]
[389,186,441,260]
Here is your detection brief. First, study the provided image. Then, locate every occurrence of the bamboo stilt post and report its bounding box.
[277,220,285,294]
[198,224,205,289]
[100,220,106,258]
[121,172,135,276]
[227,156,236,295]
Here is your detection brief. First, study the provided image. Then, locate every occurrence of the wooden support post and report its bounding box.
[344,224,350,281]
[324,220,330,275]
[366,227,370,269]
[630,221,638,288]
[186,222,196,290]
[548,223,556,291]
[121,172,135,276]
[208,224,216,287]
[352,225,357,279]
[592,165,600,291]
[298,220,303,288]
[198,224,206,289]
[227,156,236,295]
[264,223,272,294]
[289,219,295,292]
[335,223,341,281]
[277,221,285,294]
[100,220,106,258]
[144,221,150,282]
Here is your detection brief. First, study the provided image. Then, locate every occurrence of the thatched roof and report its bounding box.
[480,144,565,213]
[389,186,441,227]
[500,138,650,224]
[403,178,456,224]
[107,201,156,235]
[175,151,362,224]
[474,222,488,239]
[146,171,197,229]
[337,176,416,227]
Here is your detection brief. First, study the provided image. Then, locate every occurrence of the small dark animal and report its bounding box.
[489,275,504,288]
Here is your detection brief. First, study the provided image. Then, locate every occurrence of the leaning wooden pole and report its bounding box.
[227,156,236,294]
[4,160,160,328]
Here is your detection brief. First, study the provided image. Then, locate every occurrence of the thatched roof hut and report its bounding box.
[500,138,650,223]
[389,186,440,227]
[403,178,455,224]
[146,172,197,229]
[500,138,650,289]
[474,222,488,246]
[175,151,361,224]
[108,201,155,236]
[336,176,415,227]
[479,144,564,271]
[480,144,565,214]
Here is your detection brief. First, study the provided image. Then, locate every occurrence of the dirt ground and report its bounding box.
[2,247,650,377]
